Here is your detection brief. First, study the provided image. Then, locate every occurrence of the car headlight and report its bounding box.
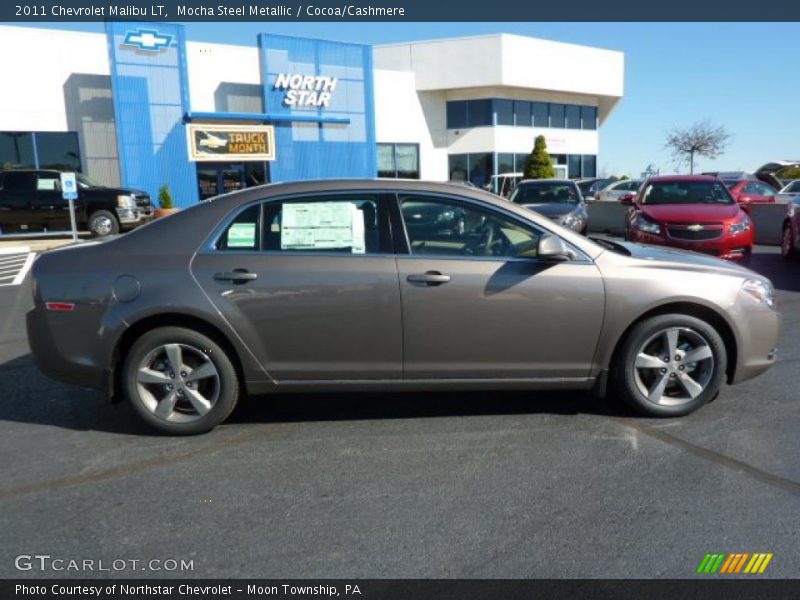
[562,212,582,227]
[742,278,775,309]
[117,194,136,209]
[729,214,752,235]
[634,214,661,235]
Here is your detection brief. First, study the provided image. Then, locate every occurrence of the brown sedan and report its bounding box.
[27,180,780,434]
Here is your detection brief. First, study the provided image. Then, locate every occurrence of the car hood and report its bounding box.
[520,202,577,218]
[639,203,741,223]
[605,239,756,278]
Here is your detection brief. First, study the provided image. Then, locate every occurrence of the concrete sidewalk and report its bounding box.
[0,236,87,253]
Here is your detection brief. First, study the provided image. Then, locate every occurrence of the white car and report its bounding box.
[595,179,643,202]
[775,179,800,205]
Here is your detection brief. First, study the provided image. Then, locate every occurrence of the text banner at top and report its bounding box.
[5,0,800,21]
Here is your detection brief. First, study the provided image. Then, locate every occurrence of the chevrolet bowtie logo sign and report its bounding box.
[123,29,173,52]
[687,224,705,231]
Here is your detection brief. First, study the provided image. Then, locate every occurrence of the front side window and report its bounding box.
[400,195,543,259]
[641,181,734,205]
[37,174,61,191]
[789,181,800,193]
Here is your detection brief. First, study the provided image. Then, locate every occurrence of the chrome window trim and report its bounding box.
[199,188,594,265]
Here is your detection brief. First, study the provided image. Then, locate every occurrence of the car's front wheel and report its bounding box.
[614,314,726,417]
[781,222,797,260]
[122,327,240,435]
[88,210,120,237]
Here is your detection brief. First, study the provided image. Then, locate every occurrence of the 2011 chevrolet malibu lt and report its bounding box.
[27,180,780,435]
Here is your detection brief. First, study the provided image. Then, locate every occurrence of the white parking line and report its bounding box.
[0,246,34,287]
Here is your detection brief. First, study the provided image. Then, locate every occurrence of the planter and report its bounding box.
[153,207,180,219]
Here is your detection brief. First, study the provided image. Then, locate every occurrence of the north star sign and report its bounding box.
[273,73,338,108]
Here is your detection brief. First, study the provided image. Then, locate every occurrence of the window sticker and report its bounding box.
[227,222,257,248]
[281,202,366,253]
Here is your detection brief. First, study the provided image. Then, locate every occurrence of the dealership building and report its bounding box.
[0,24,624,206]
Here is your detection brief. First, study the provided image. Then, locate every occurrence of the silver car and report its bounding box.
[27,180,780,435]
[776,179,800,205]
[509,179,589,234]
[596,179,643,202]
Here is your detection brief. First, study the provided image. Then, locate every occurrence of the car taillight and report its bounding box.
[45,302,75,311]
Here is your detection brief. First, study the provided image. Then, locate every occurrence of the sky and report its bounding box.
[24,21,800,177]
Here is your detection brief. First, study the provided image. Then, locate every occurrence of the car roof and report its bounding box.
[645,175,720,183]
[517,178,575,185]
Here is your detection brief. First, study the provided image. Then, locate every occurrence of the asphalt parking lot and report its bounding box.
[0,244,798,579]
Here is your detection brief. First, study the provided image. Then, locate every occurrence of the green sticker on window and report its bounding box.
[228,222,256,248]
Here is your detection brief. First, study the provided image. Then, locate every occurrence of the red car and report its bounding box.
[723,179,777,212]
[622,176,754,261]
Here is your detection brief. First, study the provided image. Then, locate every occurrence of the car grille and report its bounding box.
[667,225,722,241]
[134,194,151,208]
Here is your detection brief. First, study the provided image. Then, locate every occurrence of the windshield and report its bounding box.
[76,173,105,188]
[511,182,580,204]
[641,181,734,205]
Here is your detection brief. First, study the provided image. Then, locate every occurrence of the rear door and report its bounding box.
[31,172,71,229]
[0,171,35,227]
[191,192,403,382]
[394,192,605,380]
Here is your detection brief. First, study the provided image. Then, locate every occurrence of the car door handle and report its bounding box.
[407,271,451,286]
[213,270,258,283]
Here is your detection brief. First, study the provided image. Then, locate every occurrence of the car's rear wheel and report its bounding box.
[614,314,726,417]
[88,210,119,237]
[122,327,240,435]
[781,222,797,260]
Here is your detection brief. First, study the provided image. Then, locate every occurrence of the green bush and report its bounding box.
[523,135,556,179]
[158,184,174,209]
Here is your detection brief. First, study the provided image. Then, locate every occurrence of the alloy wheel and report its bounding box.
[632,327,714,407]
[136,343,220,423]
[92,215,114,236]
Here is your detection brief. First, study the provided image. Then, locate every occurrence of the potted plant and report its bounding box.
[154,184,180,218]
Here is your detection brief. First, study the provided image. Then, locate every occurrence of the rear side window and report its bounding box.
[263,196,386,254]
[217,205,261,251]
[2,171,35,192]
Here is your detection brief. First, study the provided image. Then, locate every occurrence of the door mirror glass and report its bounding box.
[537,233,574,261]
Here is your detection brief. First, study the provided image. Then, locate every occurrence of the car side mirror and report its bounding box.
[739,195,752,203]
[619,193,635,205]
[537,234,574,261]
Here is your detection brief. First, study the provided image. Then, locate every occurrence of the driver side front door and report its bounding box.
[394,194,606,381]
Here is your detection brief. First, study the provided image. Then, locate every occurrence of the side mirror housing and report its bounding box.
[738,195,752,203]
[619,193,635,205]
[537,233,574,261]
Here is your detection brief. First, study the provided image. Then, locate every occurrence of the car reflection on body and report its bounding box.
[509,179,589,234]
[27,180,779,434]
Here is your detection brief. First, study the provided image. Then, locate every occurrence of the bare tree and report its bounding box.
[665,120,731,174]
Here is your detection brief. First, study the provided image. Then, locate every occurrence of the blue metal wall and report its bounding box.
[259,34,377,182]
[106,23,198,207]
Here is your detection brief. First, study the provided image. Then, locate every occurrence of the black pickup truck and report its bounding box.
[0,169,153,237]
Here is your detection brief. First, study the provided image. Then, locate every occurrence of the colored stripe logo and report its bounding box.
[697,553,773,574]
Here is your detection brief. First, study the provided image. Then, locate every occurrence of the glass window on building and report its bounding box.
[532,102,549,128]
[467,99,493,127]
[551,154,567,166]
[549,104,566,128]
[565,105,581,129]
[497,153,515,175]
[581,155,597,178]
[35,132,82,171]
[581,106,598,130]
[377,143,420,179]
[468,153,494,188]
[446,101,468,129]
[568,155,581,178]
[448,154,468,182]
[0,132,35,169]
[494,99,514,126]
[513,101,532,127]
[515,153,529,172]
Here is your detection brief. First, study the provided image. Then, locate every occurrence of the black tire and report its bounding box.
[614,314,726,417]
[122,326,240,435]
[781,222,797,261]
[88,209,119,237]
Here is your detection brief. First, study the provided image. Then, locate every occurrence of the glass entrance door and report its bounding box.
[197,162,269,201]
